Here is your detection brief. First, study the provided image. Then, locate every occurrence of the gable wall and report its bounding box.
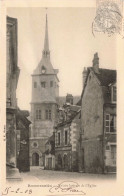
[81,71,104,138]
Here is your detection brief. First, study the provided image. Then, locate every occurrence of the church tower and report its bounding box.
[30,14,59,167]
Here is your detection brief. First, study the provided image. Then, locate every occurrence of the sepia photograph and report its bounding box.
[1,0,124,195]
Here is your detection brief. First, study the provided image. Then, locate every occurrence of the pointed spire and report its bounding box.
[42,12,50,58]
[44,14,49,51]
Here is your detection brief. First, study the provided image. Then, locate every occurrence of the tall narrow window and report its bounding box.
[65,130,68,145]
[50,81,53,87]
[58,132,60,146]
[39,110,41,119]
[49,110,51,120]
[105,114,116,133]
[46,110,48,120]
[46,110,51,120]
[41,82,46,88]
[36,110,38,120]
[34,82,37,88]
[105,114,110,132]
[112,86,116,102]
[36,110,41,120]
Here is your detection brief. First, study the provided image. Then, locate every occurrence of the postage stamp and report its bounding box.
[92,0,123,37]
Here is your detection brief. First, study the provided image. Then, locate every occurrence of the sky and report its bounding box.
[7,7,117,110]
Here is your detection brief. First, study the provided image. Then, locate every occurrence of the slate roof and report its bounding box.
[93,68,116,86]
[94,68,116,103]
[81,67,116,104]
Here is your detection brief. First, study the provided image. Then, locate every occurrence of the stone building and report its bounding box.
[30,15,59,167]
[6,16,20,178]
[55,96,81,172]
[16,109,31,172]
[79,53,116,173]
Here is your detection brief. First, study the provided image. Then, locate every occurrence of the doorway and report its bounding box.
[58,154,62,170]
[32,152,39,166]
[48,158,52,169]
[63,154,68,171]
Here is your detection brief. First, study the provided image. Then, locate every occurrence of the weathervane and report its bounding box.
[45,7,48,13]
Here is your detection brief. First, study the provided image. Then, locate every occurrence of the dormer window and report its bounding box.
[112,86,116,102]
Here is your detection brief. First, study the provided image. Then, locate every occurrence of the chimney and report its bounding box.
[92,52,100,74]
[66,94,73,105]
[82,67,87,87]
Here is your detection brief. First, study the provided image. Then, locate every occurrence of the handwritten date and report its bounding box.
[2,187,32,195]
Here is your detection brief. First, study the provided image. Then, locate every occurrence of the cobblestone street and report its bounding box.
[19,167,116,182]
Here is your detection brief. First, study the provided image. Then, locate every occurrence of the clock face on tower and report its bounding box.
[41,66,46,74]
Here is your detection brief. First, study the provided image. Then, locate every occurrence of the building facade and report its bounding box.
[16,110,31,172]
[55,97,81,172]
[79,53,116,173]
[6,16,20,178]
[30,15,59,167]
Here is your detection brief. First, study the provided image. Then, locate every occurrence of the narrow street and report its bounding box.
[20,167,116,182]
